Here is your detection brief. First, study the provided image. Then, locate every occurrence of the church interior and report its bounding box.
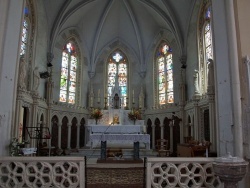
[0,0,250,187]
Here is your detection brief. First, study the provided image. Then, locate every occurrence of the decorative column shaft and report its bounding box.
[76,124,80,149]
[14,94,23,138]
[193,101,200,140]
[160,124,164,139]
[152,126,155,149]
[67,124,71,149]
[169,123,174,153]
[58,124,62,149]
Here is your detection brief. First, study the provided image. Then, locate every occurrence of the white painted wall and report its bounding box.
[0,0,24,156]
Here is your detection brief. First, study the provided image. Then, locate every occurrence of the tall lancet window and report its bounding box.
[156,42,174,105]
[20,7,29,56]
[107,51,127,106]
[59,42,78,104]
[198,1,213,94]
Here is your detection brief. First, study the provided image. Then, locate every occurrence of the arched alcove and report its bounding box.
[80,118,86,148]
[147,119,153,148]
[154,118,161,145]
[71,117,78,149]
[51,116,59,148]
[61,116,68,149]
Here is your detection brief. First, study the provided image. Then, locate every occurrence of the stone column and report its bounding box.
[32,94,39,130]
[193,100,200,140]
[207,58,216,152]
[46,76,54,134]
[160,124,164,139]
[179,56,187,144]
[67,124,72,149]
[169,122,174,153]
[58,124,62,149]
[189,123,194,138]
[211,0,240,157]
[225,0,243,158]
[14,91,23,138]
[76,124,80,149]
[152,125,155,149]
[245,56,250,158]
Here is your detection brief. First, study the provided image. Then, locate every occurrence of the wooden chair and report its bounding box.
[155,139,170,157]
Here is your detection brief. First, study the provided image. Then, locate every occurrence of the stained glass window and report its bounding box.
[59,42,77,104]
[20,8,29,56]
[157,42,174,105]
[198,2,213,94]
[204,7,212,60]
[107,51,127,106]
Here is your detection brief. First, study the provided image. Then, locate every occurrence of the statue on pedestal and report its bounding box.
[193,69,200,95]
[33,67,40,91]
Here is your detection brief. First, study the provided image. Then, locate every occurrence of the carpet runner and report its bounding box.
[86,167,145,188]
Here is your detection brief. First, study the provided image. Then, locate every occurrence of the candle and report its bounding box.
[98,89,100,97]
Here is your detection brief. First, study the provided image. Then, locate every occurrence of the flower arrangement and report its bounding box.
[128,109,141,124]
[90,108,103,124]
[9,137,29,156]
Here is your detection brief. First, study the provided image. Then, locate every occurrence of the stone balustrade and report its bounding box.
[1,156,248,188]
[146,157,222,188]
[0,157,85,188]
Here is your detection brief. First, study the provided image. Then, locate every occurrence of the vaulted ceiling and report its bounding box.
[42,0,196,68]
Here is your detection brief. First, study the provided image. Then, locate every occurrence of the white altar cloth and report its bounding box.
[90,125,143,134]
[89,133,150,150]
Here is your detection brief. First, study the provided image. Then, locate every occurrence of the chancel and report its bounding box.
[1,0,250,187]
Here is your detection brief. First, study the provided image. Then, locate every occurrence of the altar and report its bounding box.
[86,78,148,149]
[89,133,150,160]
[85,109,148,149]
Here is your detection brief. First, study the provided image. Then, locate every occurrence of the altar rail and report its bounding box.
[0,157,223,188]
[146,157,222,188]
[0,157,85,188]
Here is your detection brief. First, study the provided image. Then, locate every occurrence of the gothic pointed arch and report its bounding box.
[18,0,36,90]
[59,40,80,105]
[154,40,174,106]
[198,0,213,94]
[106,49,129,107]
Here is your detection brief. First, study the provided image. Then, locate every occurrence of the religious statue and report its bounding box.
[114,93,120,109]
[18,56,26,89]
[193,69,200,95]
[33,67,40,91]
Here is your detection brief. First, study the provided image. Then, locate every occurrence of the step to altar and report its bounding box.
[70,148,157,158]
[97,158,144,164]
